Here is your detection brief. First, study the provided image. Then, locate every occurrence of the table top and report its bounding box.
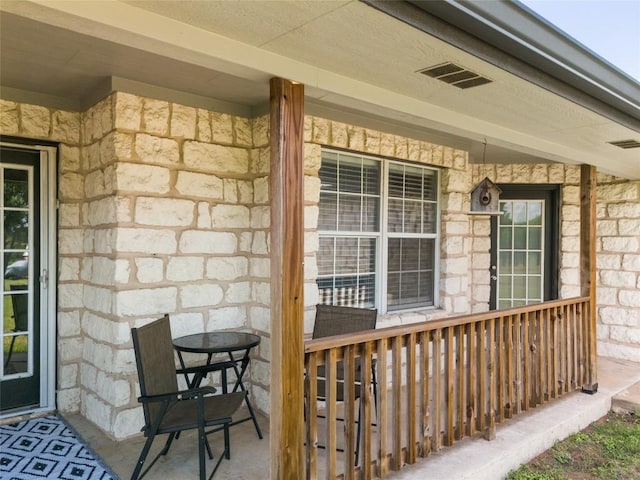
[173,331,261,354]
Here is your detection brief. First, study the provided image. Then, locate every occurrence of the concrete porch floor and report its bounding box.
[65,356,640,480]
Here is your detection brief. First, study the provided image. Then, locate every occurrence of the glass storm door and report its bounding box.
[1,144,52,413]
[490,186,559,310]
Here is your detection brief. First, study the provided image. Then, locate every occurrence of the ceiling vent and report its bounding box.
[418,62,492,89]
[608,139,640,149]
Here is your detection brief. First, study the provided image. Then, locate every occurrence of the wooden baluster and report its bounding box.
[432,330,442,452]
[377,337,389,477]
[552,306,560,399]
[496,316,505,422]
[486,318,496,440]
[391,335,403,470]
[444,327,454,446]
[505,315,514,419]
[325,349,338,479]
[343,345,356,480]
[544,307,552,402]
[466,322,476,434]
[420,332,431,458]
[477,320,486,433]
[513,314,522,415]
[306,353,318,480]
[456,325,465,440]
[571,302,578,390]
[522,312,530,411]
[362,341,373,480]
[406,333,417,464]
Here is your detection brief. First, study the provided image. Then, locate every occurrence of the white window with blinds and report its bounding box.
[317,149,440,313]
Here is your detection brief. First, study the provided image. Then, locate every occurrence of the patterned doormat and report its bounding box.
[0,414,119,480]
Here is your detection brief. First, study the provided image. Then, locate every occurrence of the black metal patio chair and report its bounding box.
[130,315,245,480]
[311,304,378,465]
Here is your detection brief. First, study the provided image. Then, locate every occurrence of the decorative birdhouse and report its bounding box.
[470,177,502,214]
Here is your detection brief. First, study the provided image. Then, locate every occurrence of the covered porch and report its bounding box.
[64,355,640,480]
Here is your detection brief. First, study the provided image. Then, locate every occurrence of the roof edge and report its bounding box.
[364,0,640,131]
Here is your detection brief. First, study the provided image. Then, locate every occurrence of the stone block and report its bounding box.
[619,289,640,307]
[251,206,270,229]
[206,257,248,281]
[252,114,269,147]
[184,142,249,174]
[59,364,78,389]
[607,202,640,218]
[179,230,236,254]
[170,104,196,139]
[58,310,81,337]
[252,176,269,205]
[142,99,170,136]
[562,185,580,204]
[180,284,223,308]
[57,388,81,413]
[83,285,112,314]
[135,257,164,283]
[561,252,580,268]
[596,220,617,236]
[197,109,212,142]
[52,110,81,143]
[599,307,639,326]
[304,175,321,203]
[207,306,247,330]
[115,163,170,194]
[236,179,252,204]
[176,171,224,199]
[59,283,84,309]
[211,112,234,144]
[598,182,638,202]
[619,219,640,236]
[252,282,271,305]
[116,228,177,254]
[83,393,113,434]
[610,326,640,344]
[602,236,639,253]
[113,408,144,440]
[0,100,19,134]
[59,145,81,172]
[21,104,50,137]
[599,270,637,288]
[167,256,204,282]
[304,231,319,254]
[564,166,580,184]
[212,204,250,229]
[169,312,205,338]
[87,197,116,226]
[226,282,251,304]
[562,205,580,222]
[60,172,84,200]
[622,254,640,271]
[252,231,269,254]
[114,259,130,284]
[312,117,330,144]
[135,133,179,165]
[58,337,83,362]
[59,258,80,281]
[116,287,177,316]
[250,258,271,278]
[597,253,622,269]
[135,197,195,226]
[234,116,252,146]
[115,93,142,130]
[249,306,270,333]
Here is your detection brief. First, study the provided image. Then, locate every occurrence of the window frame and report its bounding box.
[317,148,441,314]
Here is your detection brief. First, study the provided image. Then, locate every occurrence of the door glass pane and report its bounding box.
[497,199,545,308]
[2,165,33,379]
[4,169,29,208]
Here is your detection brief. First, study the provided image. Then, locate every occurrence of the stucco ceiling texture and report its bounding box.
[1,0,639,178]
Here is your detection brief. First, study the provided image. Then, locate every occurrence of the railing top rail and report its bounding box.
[305,296,590,353]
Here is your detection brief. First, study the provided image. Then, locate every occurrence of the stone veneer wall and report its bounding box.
[302,116,471,330]
[1,93,272,439]
[594,175,640,361]
[470,165,640,361]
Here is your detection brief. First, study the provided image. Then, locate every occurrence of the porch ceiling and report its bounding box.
[1,0,639,178]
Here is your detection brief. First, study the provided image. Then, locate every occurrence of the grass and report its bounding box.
[507,411,640,480]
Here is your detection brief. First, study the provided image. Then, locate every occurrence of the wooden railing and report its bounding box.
[304,297,594,479]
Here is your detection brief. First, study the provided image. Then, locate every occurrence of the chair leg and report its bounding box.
[160,432,176,456]
[130,436,156,480]
[224,424,231,459]
[198,422,206,480]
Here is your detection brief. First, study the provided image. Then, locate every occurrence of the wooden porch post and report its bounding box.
[580,164,598,393]
[269,78,305,479]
